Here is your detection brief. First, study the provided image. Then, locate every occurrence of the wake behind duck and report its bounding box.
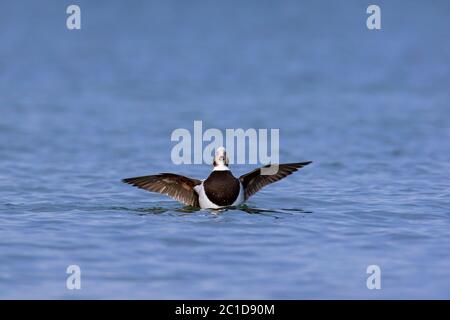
[122,147,312,209]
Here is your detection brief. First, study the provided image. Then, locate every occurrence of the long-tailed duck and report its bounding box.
[122,147,312,209]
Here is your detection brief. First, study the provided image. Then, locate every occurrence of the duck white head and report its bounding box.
[213,147,230,171]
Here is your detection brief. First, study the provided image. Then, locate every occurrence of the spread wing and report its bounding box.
[239,162,312,200]
[122,173,202,207]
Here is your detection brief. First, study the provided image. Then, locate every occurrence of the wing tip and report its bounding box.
[279,161,313,169]
[122,177,135,184]
[291,161,312,171]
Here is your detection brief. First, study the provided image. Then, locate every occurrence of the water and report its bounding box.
[1,0,450,299]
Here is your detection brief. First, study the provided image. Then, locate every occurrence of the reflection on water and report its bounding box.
[113,203,312,219]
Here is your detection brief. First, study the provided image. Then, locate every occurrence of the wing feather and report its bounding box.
[239,162,312,200]
[122,173,202,207]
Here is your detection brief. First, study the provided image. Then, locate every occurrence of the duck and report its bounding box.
[122,147,311,209]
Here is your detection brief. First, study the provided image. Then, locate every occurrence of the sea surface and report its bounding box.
[1,1,450,299]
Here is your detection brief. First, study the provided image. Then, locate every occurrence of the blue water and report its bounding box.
[1,1,450,299]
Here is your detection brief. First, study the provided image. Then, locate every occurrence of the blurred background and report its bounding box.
[0,0,449,299]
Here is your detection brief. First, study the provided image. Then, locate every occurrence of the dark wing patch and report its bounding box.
[239,162,312,200]
[122,173,202,207]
